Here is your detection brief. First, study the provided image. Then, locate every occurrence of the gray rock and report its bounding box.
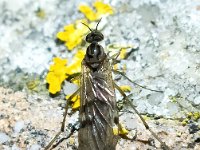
[0,132,10,144]
[29,144,41,150]
[14,121,25,133]
[63,81,79,95]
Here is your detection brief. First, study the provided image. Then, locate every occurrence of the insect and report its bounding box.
[45,19,170,150]
[78,20,119,150]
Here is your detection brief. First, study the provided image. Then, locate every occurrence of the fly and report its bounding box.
[78,20,119,150]
[45,19,171,150]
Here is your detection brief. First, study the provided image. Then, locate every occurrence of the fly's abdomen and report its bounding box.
[78,101,117,150]
[79,63,118,150]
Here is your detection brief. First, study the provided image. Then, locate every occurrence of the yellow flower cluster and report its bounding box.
[57,19,89,50]
[46,50,85,95]
[113,124,129,135]
[65,50,85,74]
[79,1,114,21]
[46,1,114,109]
[182,112,200,126]
[66,95,80,110]
[64,50,85,109]
[57,1,114,50]
[120,85,132,92]
[46,57,68,94]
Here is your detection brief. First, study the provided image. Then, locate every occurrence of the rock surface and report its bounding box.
[0,0,200,149]
[0,87,199,149]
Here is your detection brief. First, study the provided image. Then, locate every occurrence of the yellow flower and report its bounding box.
[79,1,114,21]
[119,48,127,59]
[72,96,80,109]
[113,126,118,135]
[119,126,129,135]
[120,85,132,92]
[46,57,68,94]
[182,118,189,126]
[46,49,85,95]
[64,50,85,109]
[66,95,80,110]
[35,8,46,19]
[113,124,129,135]
[193,112,200,120]
[56,1,114,50]
[113,64,118,70]
[186,112,200,121]
[57,19,89,50]
[66,50,85,75]
[79,5,96,21]
[94,1,114,16]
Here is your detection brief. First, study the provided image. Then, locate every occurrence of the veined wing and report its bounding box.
[78,56,118,150]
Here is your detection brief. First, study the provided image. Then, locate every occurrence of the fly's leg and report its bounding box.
[45,88,80,150]
[50,122,80,149]
[108,47,132,66]
[114,82,171,150]
[108,45,135,62]
[109,49,121,60]
[110,50,163,93]
[113,69,164,93]
[116,95,137,141]
[66,72,81,82]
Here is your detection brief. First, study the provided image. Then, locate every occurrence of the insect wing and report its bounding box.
[78,57,118,150]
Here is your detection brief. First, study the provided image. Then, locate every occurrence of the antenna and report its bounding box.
[96,18,102,30]
[81,22,92,32]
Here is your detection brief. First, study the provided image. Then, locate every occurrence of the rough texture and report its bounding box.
[0,0,200,149]
[0,87,199,149]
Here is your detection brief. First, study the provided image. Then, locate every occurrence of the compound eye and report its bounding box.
[86,33,93,43]
[94,34,103,42]
[93,31,104,42]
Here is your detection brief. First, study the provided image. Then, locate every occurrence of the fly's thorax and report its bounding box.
[84,42,106,71]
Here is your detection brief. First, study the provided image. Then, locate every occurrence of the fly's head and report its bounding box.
[82,18,104,43]
[82,19,106,71]
[85,30,104,43]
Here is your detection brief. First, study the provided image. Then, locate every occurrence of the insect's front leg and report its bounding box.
[113,82,171,150]
[45,88,80,150]
[66,72,81,82]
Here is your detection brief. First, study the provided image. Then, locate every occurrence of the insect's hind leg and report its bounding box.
[114,82,171,150]
[110,50,164,93]
[45,88,80,150]
[116,97,137,141]
[113,69,164,93]
[50,122,80,149]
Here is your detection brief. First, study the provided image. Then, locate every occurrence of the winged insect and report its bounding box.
[45,19,170,150]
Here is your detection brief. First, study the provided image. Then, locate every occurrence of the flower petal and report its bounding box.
[120,85,132,92]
